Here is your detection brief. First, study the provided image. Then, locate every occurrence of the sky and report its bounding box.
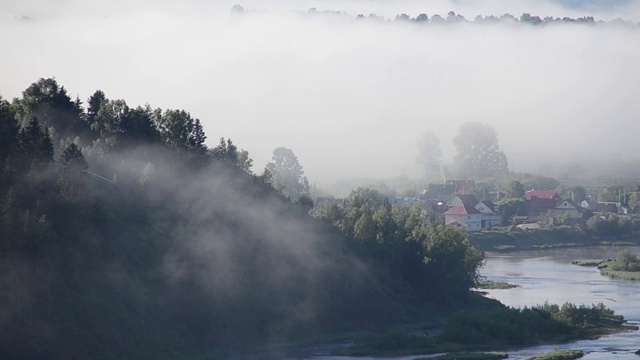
[1,0,640,194]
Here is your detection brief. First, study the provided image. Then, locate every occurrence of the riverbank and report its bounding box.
[572,250,640,281]
[328,297,636,358]
[469,228,640,252]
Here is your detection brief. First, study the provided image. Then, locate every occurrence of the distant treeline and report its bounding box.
[232,5,639,27]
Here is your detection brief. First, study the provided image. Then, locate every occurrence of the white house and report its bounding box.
[445,202,482,232]
[447,195,500,229]
[475,200,501,228]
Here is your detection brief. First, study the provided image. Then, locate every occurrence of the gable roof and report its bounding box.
[450,194,479,207]
[525,190,560,200]
[555,199,583,211]
[580,199,596,210]
[529,197,560,211]
[595,202,618,213]
[476,200,498,213]
[445,203,481,215]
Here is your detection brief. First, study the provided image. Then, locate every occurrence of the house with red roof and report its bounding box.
[524,190,560,201]
[444,196,482,232]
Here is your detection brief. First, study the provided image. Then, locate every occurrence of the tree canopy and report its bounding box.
[453,122,508,180]
[265,147,310,201]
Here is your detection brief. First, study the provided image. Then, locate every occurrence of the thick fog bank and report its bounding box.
[2,0,639,188]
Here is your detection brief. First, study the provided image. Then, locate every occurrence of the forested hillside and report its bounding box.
[0,78,483,359]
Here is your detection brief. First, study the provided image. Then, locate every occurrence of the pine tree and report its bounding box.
[0,96,18,164]
[60,143,88,172]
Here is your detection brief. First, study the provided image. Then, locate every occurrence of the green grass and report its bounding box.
[415,352,508,360]
[527,349,583,360]
[469,229,640,252]
[571,259,605,267]
[476,280,519,289]
[599,268,640,281]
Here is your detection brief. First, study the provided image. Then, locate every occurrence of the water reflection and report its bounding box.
[482,246,640,359]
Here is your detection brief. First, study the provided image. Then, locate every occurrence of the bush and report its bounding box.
[610,250,640,272]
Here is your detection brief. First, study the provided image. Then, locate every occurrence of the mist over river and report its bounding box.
[306,246,640,360]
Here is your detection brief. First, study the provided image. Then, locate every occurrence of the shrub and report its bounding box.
[610,250,640,272]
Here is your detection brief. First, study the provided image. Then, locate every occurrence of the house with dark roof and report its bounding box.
[475,200,501,228]
[447,194,479,208]
[423,184,457,206]
[528,197,560,217]
[595,202,619,214]
[446,179,476,194]
[527,196,583,225]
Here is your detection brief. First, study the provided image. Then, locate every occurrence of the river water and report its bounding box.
[306,246,640,360]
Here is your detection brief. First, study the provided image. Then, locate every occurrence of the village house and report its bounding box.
[549,199,583,225]
[524,190,583,225]
[475,200,501,228]
[524,190,561,201]
[444,201,482,232]
[445,194,499,231]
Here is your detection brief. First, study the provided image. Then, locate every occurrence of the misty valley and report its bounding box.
[2,0,640,358]
[1,77,640,359]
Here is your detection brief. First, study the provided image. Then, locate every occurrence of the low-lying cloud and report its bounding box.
[2,0,639,192]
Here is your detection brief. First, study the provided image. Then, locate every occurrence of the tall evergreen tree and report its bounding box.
[0,96,18,164]
[60,143,88,172]
[17,117,54,174]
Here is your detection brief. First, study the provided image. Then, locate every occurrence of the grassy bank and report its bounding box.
[599,267,640,281]
[528,349,584,360]
[573,250,640,281]
[469,228,640,252]
[332,297,636,358]
[476,280,519,289]
[571,259,607,267]
[416,352,508,360]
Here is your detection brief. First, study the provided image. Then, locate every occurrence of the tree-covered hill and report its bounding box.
[0,78,484,359]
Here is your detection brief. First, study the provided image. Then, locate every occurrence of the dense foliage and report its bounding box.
[0,78,485,359]
[586,213,632,237]
[609,250,640,271]
[315,188,484,296]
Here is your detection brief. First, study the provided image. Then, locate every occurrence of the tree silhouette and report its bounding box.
[265,147,310,201]
[453,122,508,179]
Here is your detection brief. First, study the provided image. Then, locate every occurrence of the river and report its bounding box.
[305,246,640,360]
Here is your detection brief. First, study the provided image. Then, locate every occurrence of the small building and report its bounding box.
[447,194,500,229]
[525,190,561,201]
[595,202,619,214]
[549,199,583,224]
[475,200,501,228]
[445,204,482,232]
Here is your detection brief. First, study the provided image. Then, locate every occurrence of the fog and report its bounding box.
[2,0,640,194]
